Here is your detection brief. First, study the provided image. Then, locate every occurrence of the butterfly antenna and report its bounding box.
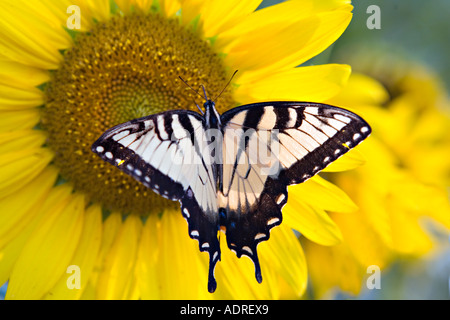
[201,84,208,101]
[193,98,204,115]
[178,76,205,99]
[213,70,238,102]
[179,76,205,114]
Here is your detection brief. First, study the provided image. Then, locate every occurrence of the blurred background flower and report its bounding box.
[300,0,450,299]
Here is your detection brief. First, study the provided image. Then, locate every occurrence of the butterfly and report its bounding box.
[91,86,371,293]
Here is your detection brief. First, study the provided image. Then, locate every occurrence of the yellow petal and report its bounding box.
[159,0,181,17]
[331,210,391,270]
[6,191,84,299]
[260,224,307,297]
[0,170,61,286]
[383,181,448,256]
[112,0,132,14]
[96,214,142,300]
[0,130,46,153]
[224,8,352,76]
[0,85,44,110]
[88,212,122,290]
[0,147,54,199]
[82,0,111,23]
[135,213,162,299]
[303,238,365,298]
[283,193,343,246]
[79,281,96,300]
[416,186,450,229]
[0,185,73,286]
[0,110,40,131]
[215,233,278,299]
[292,175,358,213]
[137,212,208,299]
[179,0,203,27]
[44,204,102,299]
[46,0,111,30]
[43,0,102,32]
[10,0,72,48]
[115,0,154,14]
[218,0,351,46]
[235,64,351,104]
[388,194,433,256]
[328,72,389,107]
[0,60,49,89]
[0,220,37,287]
[197,0,262,37]
[0,166,58,246]
[357,184,394,250]
[157,212,209,299]
[0,1,68,69]
[322,147,367,172]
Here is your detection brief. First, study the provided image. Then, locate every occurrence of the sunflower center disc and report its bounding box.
[42,13,233,215]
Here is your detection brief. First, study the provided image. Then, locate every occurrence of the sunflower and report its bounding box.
[0,0,358,299]
[303,53,450,298]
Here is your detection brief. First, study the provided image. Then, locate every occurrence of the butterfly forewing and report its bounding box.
[91,110,221,292]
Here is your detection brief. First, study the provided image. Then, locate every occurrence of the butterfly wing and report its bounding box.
[91,110,221,292]
[219,101,371,282]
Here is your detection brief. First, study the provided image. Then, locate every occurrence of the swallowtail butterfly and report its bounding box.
[92,87,371,293]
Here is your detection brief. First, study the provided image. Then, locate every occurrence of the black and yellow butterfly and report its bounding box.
[92,88,371,292]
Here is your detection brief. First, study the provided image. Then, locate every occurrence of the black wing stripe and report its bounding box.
[294,106,305,128]
[243,107,265,129]
[153,116,163,140]
[177,112,198,146]
[274,107,290,129]
[163,112,174,139]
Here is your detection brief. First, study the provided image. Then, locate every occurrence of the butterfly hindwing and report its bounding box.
[220,175,287,283]
[219,102,371,280]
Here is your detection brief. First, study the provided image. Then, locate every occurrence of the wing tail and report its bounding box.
[222,177,287,284]
[180,190,220,293]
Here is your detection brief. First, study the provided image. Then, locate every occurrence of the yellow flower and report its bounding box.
[0,0,359,299]
[303,57,450,298]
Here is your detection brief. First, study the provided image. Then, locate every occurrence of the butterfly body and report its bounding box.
[92,98,371,293]
[204,100,222,129]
